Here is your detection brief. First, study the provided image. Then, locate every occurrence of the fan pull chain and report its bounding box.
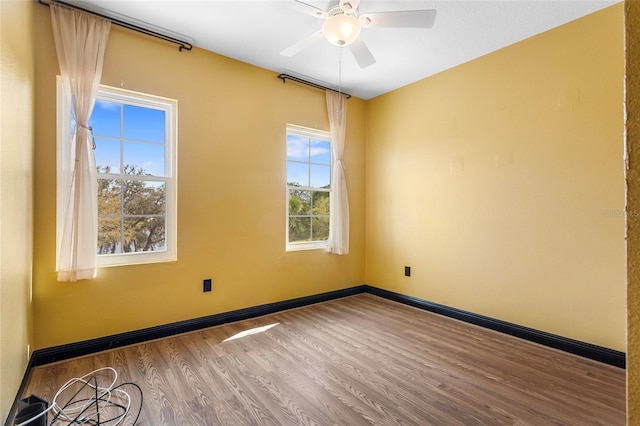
[337,48,344,118]
[338,47,343,96]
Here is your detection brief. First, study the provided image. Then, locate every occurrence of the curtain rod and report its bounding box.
[278,74,351,99]
[38,0,193,52]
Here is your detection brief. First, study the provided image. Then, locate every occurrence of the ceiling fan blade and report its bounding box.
[339,0,361,13]
[280,30,324,57]
[348,37,376,68]
[360,10,437,28]
[289,0,327,18]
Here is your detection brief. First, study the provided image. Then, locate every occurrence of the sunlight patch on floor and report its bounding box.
[223,323,280,342]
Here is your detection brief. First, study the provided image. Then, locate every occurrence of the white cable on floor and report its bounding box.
[16,366,141,426]
[52,367,130,425]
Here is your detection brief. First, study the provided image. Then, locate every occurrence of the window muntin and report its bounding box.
[286,125,331,251]
[57,79,177,267]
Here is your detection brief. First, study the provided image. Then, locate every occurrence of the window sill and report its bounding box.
[97,251,176,268]
[286,241,328,252]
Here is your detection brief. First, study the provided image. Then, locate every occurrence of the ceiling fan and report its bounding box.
[280,0,437,68]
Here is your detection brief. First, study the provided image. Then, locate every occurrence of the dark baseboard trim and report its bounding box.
[29,283,625,370]
[13,283,624,423]
[364,285,625,369]
[32,285,366,366]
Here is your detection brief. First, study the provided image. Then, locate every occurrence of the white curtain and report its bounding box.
[51,4,110,281]
[326,90,350,254]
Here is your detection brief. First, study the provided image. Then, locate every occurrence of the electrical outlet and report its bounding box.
[203,278,212,292]
[404,266,411,277]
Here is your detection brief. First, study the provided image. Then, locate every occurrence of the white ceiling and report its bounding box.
[68,0,620,100]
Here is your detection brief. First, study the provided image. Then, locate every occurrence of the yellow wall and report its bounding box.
[30,0,626,360]
[365,5,625,351]
[626,1,640,422]
[0,0,35,422]
[32,6,366,349]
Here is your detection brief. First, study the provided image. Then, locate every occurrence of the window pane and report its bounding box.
[289,217,311,242]
[312,191,330,215]
[97,178,121,216]
[123,105,165,143]
[123,217,166,252]
[286,126,331,250]
[122,180,166,216]
[91,100,121,138]
[310,164,330,188]
[95,138,121,174]
[310,140,330,165]
[289,189,311,215]
[123,141,165,176]
[60,79,176,266]
[287,134,309,161]
[287,161,309,187]
[312,216,329,241]
[98,218,122,254]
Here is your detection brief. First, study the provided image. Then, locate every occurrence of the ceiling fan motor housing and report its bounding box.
[322,6,361,46]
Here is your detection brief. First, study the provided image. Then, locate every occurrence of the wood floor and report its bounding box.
[22,294,625,425]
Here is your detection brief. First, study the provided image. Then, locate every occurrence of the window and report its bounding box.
[57,79,177,267]
[286,125,332,251]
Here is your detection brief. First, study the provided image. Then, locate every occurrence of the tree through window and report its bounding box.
[286,125,331,251]
[57,79,177,267]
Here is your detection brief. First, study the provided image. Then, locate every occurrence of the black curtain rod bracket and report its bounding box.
[38,0,193,52]
[278,74,351,99]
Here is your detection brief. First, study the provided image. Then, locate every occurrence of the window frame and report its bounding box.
[56,77,178,267]
[286,124,332,252]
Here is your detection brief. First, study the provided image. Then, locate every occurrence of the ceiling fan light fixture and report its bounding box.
[322,13,361,46]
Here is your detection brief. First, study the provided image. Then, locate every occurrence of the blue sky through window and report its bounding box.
[92,99,166,177]
[287,134,331,188]
[91,99,120,137]
[124,105,165,143]
[95,138,120,174]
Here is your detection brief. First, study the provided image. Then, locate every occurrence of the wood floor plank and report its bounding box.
[22,294,625,425]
